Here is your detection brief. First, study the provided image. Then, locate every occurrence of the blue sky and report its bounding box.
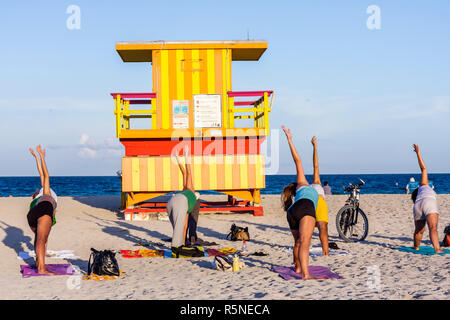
[0,1,449,176]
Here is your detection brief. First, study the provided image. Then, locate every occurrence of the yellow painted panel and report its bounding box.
[239,155,248,189]
[162,157,171,191]
[191,49,200,95]
[193,155,202,190]
[131,158,140,191]
[209,156,217,190]
[160,50,170,129]
[176,49,184,99]
[226,49,232,91]
[123,155,265,192]
[224,155,233,189]
[256,155,265,188]
[147,158,156,191]
[222,49,228,128]
[207,49,215,94]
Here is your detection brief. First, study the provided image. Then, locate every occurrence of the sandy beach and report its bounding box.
[0,194,448,300]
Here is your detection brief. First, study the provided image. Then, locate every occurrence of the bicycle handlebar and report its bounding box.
[343,179,366,192]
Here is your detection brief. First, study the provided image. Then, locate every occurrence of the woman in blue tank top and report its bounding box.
[281,126,323,280]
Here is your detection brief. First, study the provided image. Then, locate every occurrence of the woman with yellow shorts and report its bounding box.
[310,137,330,256]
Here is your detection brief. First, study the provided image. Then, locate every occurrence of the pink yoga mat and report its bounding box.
[20,264,76,278]
[273,266,342,280]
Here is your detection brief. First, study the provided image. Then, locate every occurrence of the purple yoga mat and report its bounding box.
[20,264,76,278]
[273,265,342,280]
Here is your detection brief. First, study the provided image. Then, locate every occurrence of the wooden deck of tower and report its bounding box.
[111,40,274,217]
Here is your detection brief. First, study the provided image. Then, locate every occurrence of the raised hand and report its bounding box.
[311,136,317,146]
[413,144,420,154]
[281,126,292,140]
[29,148,37,158]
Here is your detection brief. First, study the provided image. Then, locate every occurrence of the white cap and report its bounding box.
[410,177,415,182]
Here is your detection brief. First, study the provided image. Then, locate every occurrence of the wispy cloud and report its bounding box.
[48,133,123,160]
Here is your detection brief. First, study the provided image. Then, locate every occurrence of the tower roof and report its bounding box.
[116,40,268,62]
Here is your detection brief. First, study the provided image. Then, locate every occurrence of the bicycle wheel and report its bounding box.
[335,204,369,242]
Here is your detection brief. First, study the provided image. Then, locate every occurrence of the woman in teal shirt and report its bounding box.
[281,126,322,280]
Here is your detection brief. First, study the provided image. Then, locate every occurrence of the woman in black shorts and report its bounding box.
[281,126,321,280]
[28,145,57,274]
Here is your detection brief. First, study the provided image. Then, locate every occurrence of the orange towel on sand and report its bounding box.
[83,270,124,281]
[120,249,164,258]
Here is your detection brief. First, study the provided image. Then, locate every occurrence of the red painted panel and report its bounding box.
[120,137,266,156]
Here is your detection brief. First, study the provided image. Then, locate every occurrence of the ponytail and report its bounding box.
[281,182,297,211]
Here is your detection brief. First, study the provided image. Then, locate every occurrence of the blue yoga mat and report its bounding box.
[396,246,450,255]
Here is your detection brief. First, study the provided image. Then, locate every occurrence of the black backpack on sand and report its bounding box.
[88,248,120,276]
[226,223,250,241]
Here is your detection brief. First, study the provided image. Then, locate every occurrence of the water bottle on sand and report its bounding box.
[241,240,247,256]
[232,255,240,272]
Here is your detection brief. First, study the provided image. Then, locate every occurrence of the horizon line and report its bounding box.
[1,172,450,178]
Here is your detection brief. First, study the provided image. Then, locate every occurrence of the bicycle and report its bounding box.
[335,179,369,242]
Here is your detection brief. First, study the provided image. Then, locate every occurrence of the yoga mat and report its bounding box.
[309,247,350,257]
[18,250,79,260]
[20,264,76,278]
[284,247,351,257]
[273,266,343,280]
[396,246,450,255]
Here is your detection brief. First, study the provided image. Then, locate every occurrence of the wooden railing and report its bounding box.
[112,90,273,137]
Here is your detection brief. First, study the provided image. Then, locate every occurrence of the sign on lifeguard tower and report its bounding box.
[111,40,274,217]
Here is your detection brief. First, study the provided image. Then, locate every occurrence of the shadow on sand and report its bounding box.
[0,221,35,265]
[72,196,122,213]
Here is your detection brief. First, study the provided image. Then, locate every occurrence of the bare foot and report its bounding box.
[323,250,330,256]
[302,273,317,280]
[37,267,56,275]
[413,247,420,250]
[294,264,301,274]
[435,249,445,254]
[302,274,328,280]
[36,145,46,157]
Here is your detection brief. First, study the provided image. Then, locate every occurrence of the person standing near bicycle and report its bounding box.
[410,144,444,253]
[281,126,323,280]
[310,136,330,256]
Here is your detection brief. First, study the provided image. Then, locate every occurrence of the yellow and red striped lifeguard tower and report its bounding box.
[111,40,274,217]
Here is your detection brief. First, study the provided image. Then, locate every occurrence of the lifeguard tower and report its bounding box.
[111,40,274,218]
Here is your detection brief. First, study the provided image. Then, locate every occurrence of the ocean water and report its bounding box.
[1,174,449,197]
